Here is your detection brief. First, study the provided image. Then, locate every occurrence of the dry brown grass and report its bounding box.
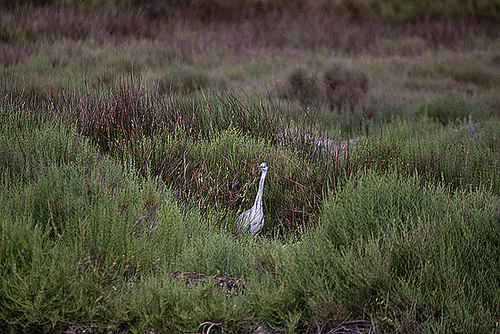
[1,5,499,68]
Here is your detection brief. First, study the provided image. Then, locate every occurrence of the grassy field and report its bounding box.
[1,1,500,333]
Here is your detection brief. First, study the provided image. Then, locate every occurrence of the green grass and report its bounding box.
[1,81,499,333]
[291,171,500,332]
[0,116,255,332]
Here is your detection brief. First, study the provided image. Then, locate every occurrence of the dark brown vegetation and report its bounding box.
[2,2,500,68]
[285,69,320,107]
[324,65,368,113]
[283,65,369,113]
[3,0,500,22]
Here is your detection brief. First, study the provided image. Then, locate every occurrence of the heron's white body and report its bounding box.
[237,163,268,234]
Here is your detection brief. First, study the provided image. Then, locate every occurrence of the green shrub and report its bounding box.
[115,277,233,333]
[420,93,485,125]
[289,171,500,332]
[0,113,256,332]
[353,119,500,194]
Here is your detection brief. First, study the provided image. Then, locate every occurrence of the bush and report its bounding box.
[324,64,368,113]
[289,172,500,332]
[421,93,485,125]
[284,68,320,107]
[283,65,369,114]
[0,113,255,332]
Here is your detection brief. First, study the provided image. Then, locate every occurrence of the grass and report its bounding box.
[0,116,256,332]
[1,1,500,333]
[294,172,500,332]
[1,82,499,334]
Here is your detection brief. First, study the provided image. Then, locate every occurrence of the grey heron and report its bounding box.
[236,162,268,234]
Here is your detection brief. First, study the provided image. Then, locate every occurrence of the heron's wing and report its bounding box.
[249,213,264,234]
[236,208,252,229]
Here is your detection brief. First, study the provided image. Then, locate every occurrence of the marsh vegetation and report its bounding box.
[1,1,499,333]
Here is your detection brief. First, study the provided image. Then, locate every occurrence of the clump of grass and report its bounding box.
[284,68,320,107]
[420,93,487,125]
[61,85,158,153]
[282,64,369,115]
[57,84,282,149]
[0,22,26,44]
[156,69,226,95]
[324,64,368,113]
[355,118,500,194]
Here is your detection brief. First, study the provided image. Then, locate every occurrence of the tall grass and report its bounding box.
[282,171,500,332]
[1,82,500,332]
[1,3,500,328]
[2,84,499,232]
[0,113,258,332]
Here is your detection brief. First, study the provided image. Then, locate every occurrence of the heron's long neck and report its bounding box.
[253,170,267,210]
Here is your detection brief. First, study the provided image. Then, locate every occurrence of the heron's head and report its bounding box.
[259,162,268,172]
